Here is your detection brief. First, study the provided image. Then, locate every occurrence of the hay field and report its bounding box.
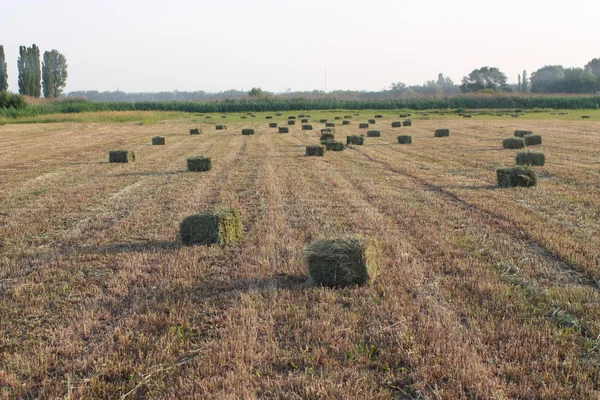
[1,112,600,398]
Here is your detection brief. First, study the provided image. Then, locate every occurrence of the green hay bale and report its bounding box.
[368,119,376,124]
[306,145,325,156]
[187,156,212,172]
[434,129,450,137]
[321,128,333,134]
[497,167,537,188]
[151,136,165,145]
[279,127,289,133]
[288,120,296,125]
[109,150,135,163]
[276,113,282,116]
[302,124,313,130]
[511,114,520,118]
[320,133,335,143]
[190,128,201,135]
[180,209,242,246]
[399,114,409,118]
[324,141,345,151]
[347,135,364,145]
[306,115,312,118]
[402,120,412,126]
[242,129,255,135]
[221,115,227,118]
[216,125,227,130]
[514,130,532,137]
[344,115,352,119]
[464,114,473,118]
[359,123,369,129]
[353,113,360,116]
[247,112,254,115]
[334,116,341,120]
[582,115,590,119]
[265,116,273,119]
[367,130,380,137]
[304,237,380,287]
[269,122,278,128]
[204,116,212,119]
[558,112,568,115]
[391,121,401,127]
[298,114,306,118]
[320,119,328,123]
[250,114,256,118]
[503,137,525,149]
[374,114,383,118]
[288,116,296,119]
[325,122,335,127]
[524,134,542,146]
[397,135,412,144]
[301,118,309,123]
[342,120,351,125]
[241,116,247,119]
[515,151,545,166]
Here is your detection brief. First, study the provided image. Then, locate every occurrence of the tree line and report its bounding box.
[0,44,68,98]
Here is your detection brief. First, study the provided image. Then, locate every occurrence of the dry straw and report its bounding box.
[180,209,242,246]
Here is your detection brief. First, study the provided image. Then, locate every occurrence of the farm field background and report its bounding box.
[1,110,600,398]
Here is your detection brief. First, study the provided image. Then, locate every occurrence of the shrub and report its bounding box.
[368,119,376,124]
[514,130,532,137]
[306,145,325,156]
[367,130,380,137]
[320,133,335,142]
[434,129,450,137]
[503,137,525,149]
[180,209,242,246]
[391,121,401,127]
[347,135,364,145]
[242,129,255,135]
[269,122,277,128]
[324,141,345,151]
[302,124,313,130]
[515,151,545,166]
[524,134,542,146]
[397,135,412,144]
[326,122,335,127]
[402,120,412,126]
[288,120,296,125]
[187,156,212,172]
[190,128,200,135]
[152,136,165,145]
[497,167,537,188]
[109,150,135,163]
[342,120,350,125]
[359,123,369,129]
[215,125,227,130]
[304,237,380,287]
[279,127,289,133]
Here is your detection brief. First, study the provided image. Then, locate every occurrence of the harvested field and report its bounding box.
[1,112,600,398]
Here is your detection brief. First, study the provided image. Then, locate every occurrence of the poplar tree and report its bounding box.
[17,44,42,97]
[0,45,8,92]
[42,50,68,98]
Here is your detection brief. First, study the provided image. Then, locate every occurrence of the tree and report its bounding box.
[585,58,600,79]
[518,74,521,92]
[248,87,263,97]
[17,44,42,97]
[460,67,510,92]
[522,70,528,92]
[0,45,8,92]
[42,50,68,98]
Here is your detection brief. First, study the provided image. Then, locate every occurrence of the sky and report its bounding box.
[1,0,599,94]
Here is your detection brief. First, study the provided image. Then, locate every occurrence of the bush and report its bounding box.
[109,150,135,163]
[151,136,165,145]
[180,209,242,246]
[342,120,350,125]
[347,135,364,145]
[326,122,335,127]
[288,120,296,125]
[279,127,289,133]
[269,122,277,128]
[304,237,380,287]
[306,145,325,156]
[434,129,450,137]
[0,91,27,109]
[524,134,542,146]
[397,135,412,144]
[215,125,227,130]
[391,121,401,127]
[324,141,345,151]
[514,130,532,137]
[515,151,545,166]
[367,130,380,137]
[320,133,335,142]
[242,128,255,135]
[302,124,313,130]
[359,123,369,129]
[190,128,200,135]
[402,120,412,126]
[187,156,212,172]
[503,137,525,149]
[497,167,537,188]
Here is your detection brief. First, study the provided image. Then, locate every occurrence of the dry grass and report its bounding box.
[1,112,600,398]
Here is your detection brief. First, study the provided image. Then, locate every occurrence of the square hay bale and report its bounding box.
[402,120,412,126]
[344,115,352,119]
[180,209,242,246]
[152,136,165,145]
[434,128,450,137]
[324,141,345,151]
[306,145,325,156]
[353,113,360,116]
[399,114,409,118]
[391,121,402,127]
[269,122,278,128]
[359,123,369,129]
[334,116,341,120]
[109,150,135,163]
[497,167,537,188]
[397,135,412,144]
[288,116,296,119]
[279,127,289,133]
[347,135,364,145]
[321,128,333,134]
[374,114,383,118]
[582,115,590,119]
[368,119,376,124]
[216,125,227,130]
[342,120,351,125]
[514,130,532,137]
[247,112,254,115]
[242,129,255,135]
[301,118,309,123]
[221,115,227,118]
[250,114,256,118]
[325,122,335,127]
[276,113,282,116]
[524,134,542,146]
[265,116,273,119]
[241,116,248,119]
[320,133,335,142]
[204,116,212,119]
[503,137,525,149]
[367,130,380,137]
[302,124,313,130]
[288,120,296,125]
[187,156,212,172]
[516,151,545,166]
[320,119,328,123]
[190,128,201,135]
[304,237,380,287]
[298,114,306,118]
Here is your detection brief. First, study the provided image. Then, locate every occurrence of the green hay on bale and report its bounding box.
[334,116,341,120]
[109,150,135,163]
[326,122,335,127]
[241,116,247,119]
[288,120,296,125]
[391,121,401,127]
[321,128,332,134]
[359,123,369,129]
[288,116,296,119]
[367,130,380,137]
[524,134,542,146]
[242,129,255,135]
[397,135,412,144]
[306,145,325,156]
[266,116,273,119]
[180,209,242,246]
[298,114,306,118]
[344,115,352,119]
[402,120,412,126]
[434,129,450,137]
[368,119,376,124]
[582,115,590,119]
[216,125,227,130]
[399,114,409,118]
[301,118,309,123]
[320,133,335,143]
[187,156,212,172]
[514,130,532,137]
[302,124,313,130]
[342,120,350,125]
[374,114,383,118]
[346,135,364,145]
[515,151,545,166]
[324,141,345,151]
[320,119,328,123]
[279,127,289,133]
[497,167,537,188]
[152,136,165,145]
[503,137,525,149]
[304,237,380,287]
[276,113,282,116]
[190,128,200,135]
[269,122,277,128]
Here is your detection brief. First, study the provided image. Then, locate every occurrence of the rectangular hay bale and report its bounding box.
[346,135,364,145]
[187,156,212,172]
[180,209,242,246]
[306,145,325,156]
[109,150,135,163]
[397,135,412,144]
[152,136,165,145]
[497,167,537,188]
[242,129,255,135]
[366,130,380,137]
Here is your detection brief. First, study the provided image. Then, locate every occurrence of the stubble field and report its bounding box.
[1,111,599,399]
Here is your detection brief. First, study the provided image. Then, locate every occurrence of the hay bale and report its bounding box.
[367,130,380,137]
[306,145,325,156]
[241,116,248,119]
[399,114,410,118]
[298,114,306,118]
[374,114,383,118]
[301,118,309,123]
[582,115,590,119]
[269,122,278,128]
[180,209,242,246]
[265,116,273,119]
[503,137,525,149]
[304,237,379,287]
[347,135,364,145]
[276,113,282,116]
[321,128,333,134]
[434,129,450,137]
[221,115,227,118]
[515,151,545,166]
[320,133,335,142]
[524,135,542,146]
[288,116,296,119]
[402,120,412,126]
[326,122,335,127]
[359,123,369,129]
[279,127,289,133]
[288,120,296,125]
[302,124,313,130]
[216,125,227,130]
[320,119,328,123]
[324,141,345,151]
[109,150,135,163]
[463,114,472,118]
[204,116,212,119]
[250,114,256,118]
[190,128,201,135]
[391,121,401,127]
[342,120,351,125]
[397,135,412,144]
[344,115,352,119]
[353,113,360,116]
[334,116,341,120]
[514,130,532,137]
[187,156,212,172]
[368,119,376,124]
[242,129,255,135]
[497,167,537,188]
[152,136,165,145]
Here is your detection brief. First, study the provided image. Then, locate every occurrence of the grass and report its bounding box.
[1,111,600,398]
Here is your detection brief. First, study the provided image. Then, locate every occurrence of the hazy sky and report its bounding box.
[1,0,599,93]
